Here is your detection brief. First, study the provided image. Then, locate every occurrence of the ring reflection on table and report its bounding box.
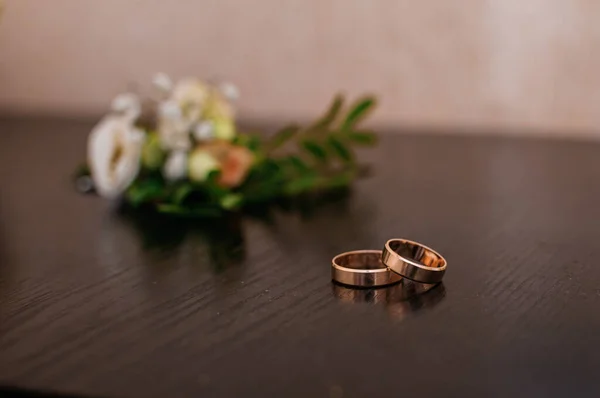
[385,281,446,319]
[331,282,389,304]
[332,281,446,320]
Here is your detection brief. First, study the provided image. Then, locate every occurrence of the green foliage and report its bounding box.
[347,130,377,145]
[235,133,263,152]
[286,155,310,173]
[311,94,344,130]
[126,178,164,206]
[341,97,376,132]
[301,139,328,162]
[284,174,319,196]
[267,125,299,151]
[220,193,244,210]
[327,135,353,162]
[171,183,196,205]
[156,203,222,217]
[249,94,377,202]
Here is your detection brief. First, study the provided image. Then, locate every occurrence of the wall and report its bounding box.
[1,0,600,136]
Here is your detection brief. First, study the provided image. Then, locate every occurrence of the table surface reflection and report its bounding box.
[1,116,600,398]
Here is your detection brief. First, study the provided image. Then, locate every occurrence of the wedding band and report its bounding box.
[382,239,447,283]
[332,250,403,287]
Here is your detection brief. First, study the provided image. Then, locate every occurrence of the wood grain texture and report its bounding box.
[1,116,600,397]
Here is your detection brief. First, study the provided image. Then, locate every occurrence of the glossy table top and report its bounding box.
[1,116,600,397]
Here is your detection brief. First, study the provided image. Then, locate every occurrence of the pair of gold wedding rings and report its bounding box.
[332,238,447,287]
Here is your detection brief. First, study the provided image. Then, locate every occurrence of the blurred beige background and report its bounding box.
[1,0,600,136]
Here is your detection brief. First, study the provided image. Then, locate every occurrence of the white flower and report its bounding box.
[88,116,145,199]
[157,100,191,150]
[163,150,188,181]
[171,78,209,122]
[188,149,219,182]
[159,100,182,119]
[110,93,141,122]
[193,121,214,141]
[152,72,173,93]
[220,82,240,101]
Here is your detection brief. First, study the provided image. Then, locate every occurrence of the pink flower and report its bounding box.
[219,145,254,188]
[198,141,254,188]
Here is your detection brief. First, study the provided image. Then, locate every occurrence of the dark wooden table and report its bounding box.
[1,116,600,398]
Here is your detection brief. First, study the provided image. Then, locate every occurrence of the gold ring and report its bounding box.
[331,249,403,288]
[382,239,447,283]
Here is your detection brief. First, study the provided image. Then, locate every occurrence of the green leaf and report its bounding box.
[172,183,196,205]
[204,174,229,200]
[246,134,263,152]
[287,155,310,173]
[220,193,244,210]
[126,179,164,206]
[156,203,222,217]
[327,136,353,163]
[236,133,264,152]
[324,172,354,189]
[284,174,319,195]
[313,94,344,129]
[269,125,299,150]
[347,130,378,146]
[341,97,376,132]
[301,139,328,161]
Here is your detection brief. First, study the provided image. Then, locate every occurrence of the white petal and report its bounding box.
[111,93,141,121]
[153,72,173,92]
[163,150,188,181]
[193,121,214,141]
[157,100,193,150]
[220,82,240,101]
[158,120,191,151]
[129,126,146,143]
[87,116,144,199]
[159,100,182,119]
[172,78,208,109]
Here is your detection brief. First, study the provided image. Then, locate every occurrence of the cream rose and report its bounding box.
[172,78,209,123]
[189,149,219,182]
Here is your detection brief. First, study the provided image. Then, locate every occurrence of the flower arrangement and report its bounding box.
[75,74,378,217]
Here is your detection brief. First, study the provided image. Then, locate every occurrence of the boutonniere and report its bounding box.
[75,74,378,217]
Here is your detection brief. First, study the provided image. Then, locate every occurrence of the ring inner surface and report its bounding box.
[336,252,385,270]
[389,240,445,268]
